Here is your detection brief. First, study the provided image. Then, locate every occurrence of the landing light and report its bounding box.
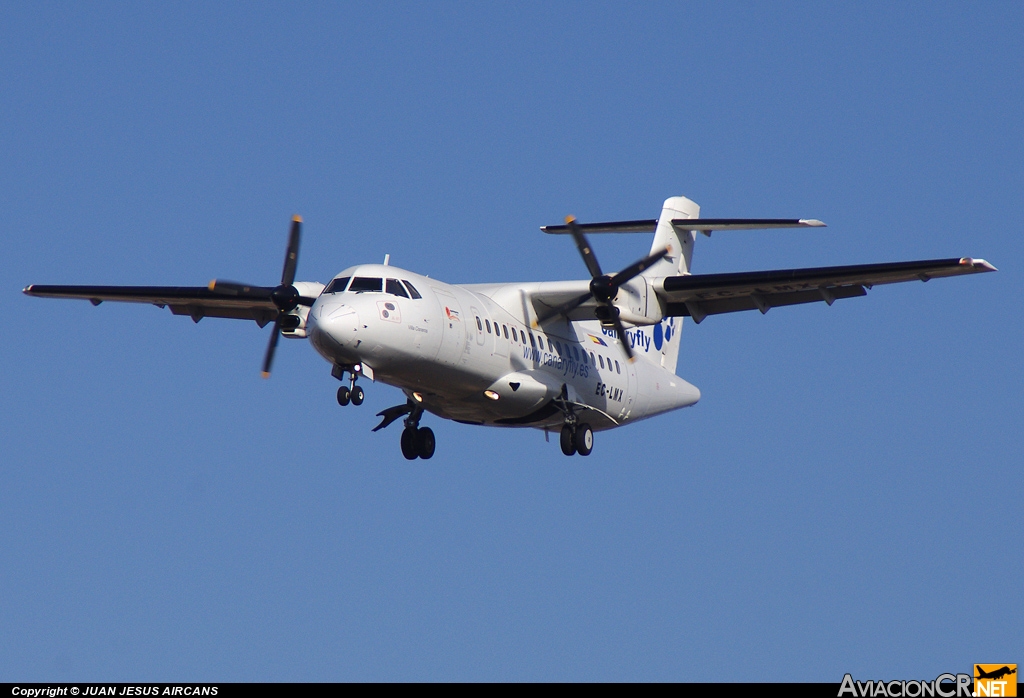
[483,390,500,401]
[412,392,424,403]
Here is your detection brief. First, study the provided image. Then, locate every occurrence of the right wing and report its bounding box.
[23,283,284,326]
[657,257,996,322]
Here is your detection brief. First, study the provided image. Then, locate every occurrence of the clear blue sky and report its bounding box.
[2,1,1020,681]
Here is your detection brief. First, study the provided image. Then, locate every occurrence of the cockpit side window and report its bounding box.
[386,278,409,297]
[323,277,350,294]
[349,277,383,293]
[402,280,422,299]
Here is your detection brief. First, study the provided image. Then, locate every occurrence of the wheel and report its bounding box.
[336,385,350,406]
[351,385,365,405]
[417,427,435,460]
[575,423,593,456]
[401,427,419,460]
[559,425,576,456]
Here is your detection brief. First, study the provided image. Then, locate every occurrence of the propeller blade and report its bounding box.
[280,215,302,287]
[609,313,635,362]
[610,246,671,286]
[534,290,593,325]
[566,216,603,279]
[261,318,282,378]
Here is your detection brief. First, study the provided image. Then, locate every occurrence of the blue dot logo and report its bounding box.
[653,322,663,350]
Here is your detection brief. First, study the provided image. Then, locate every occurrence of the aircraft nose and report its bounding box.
[308,301,361,356]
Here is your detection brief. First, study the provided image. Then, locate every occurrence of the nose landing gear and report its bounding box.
[333,364,366,406]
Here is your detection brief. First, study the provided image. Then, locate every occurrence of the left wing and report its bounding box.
[657,257,996,322]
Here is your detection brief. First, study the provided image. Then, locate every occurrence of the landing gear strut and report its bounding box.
[333,363,365,406]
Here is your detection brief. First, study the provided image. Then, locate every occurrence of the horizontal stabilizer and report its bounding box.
[541,219,658,234]
[542,218,825,235]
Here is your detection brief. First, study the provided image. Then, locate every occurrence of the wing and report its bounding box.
[23,283,282,326]
[657,257,996,322]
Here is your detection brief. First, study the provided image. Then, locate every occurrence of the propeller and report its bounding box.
[208,215,314,378]
[543,215,670,362]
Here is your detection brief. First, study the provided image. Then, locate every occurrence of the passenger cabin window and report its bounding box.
[476,317,483,331]
[572,346,580,361]
[599,355,605,369]
[386,278,409,297]
[503,325,509,339]
[529,333,536,348]
[615,360,621,374]
[323,277,350,294]
[485,319,491,333]
[402,280,422,299]
[349,277,382,293]
[590,352,595,365]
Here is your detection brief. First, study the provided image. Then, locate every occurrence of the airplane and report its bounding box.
[23,195,996,460]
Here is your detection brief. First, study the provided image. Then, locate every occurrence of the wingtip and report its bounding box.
[260,371,271,379]
[292,214,303,223]
[208,279,217,291]
[961,257,997,272]
[799,219,827,227]
[22,284,33,294]
[564,215,576,224]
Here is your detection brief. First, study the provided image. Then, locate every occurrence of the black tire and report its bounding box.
[336,385,350,406]
[559,425,576,456]
[575,423,594,456]
[417,427,435,460]
[351,385,365,405]
[401,427,419,460]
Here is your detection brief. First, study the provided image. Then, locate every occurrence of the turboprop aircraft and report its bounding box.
[23,196,995,459]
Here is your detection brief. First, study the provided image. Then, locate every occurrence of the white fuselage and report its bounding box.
[306,264,700,432]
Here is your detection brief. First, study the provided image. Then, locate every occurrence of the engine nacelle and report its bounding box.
[281,281,324,338]
[612,277,664,326]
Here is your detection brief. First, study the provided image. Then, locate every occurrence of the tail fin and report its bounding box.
[634,196,698,374]
[644,195,700,277]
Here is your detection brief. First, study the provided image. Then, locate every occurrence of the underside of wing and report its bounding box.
[23,284,282,326]
[657,257,996,322]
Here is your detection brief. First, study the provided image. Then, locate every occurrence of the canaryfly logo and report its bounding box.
[599,317,678,353]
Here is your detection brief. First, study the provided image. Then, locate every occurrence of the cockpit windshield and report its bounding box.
[323,277,350,294]
[348,277,383,293]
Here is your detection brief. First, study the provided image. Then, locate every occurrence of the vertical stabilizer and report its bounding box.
[644,195,700,277]
[636,196,698,374]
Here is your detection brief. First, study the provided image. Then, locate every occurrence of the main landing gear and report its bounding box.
[559,422,593,457]
[553,383,594,457]
[372,398,435,460]
[333,364,365,406]
[399,401,434,460]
